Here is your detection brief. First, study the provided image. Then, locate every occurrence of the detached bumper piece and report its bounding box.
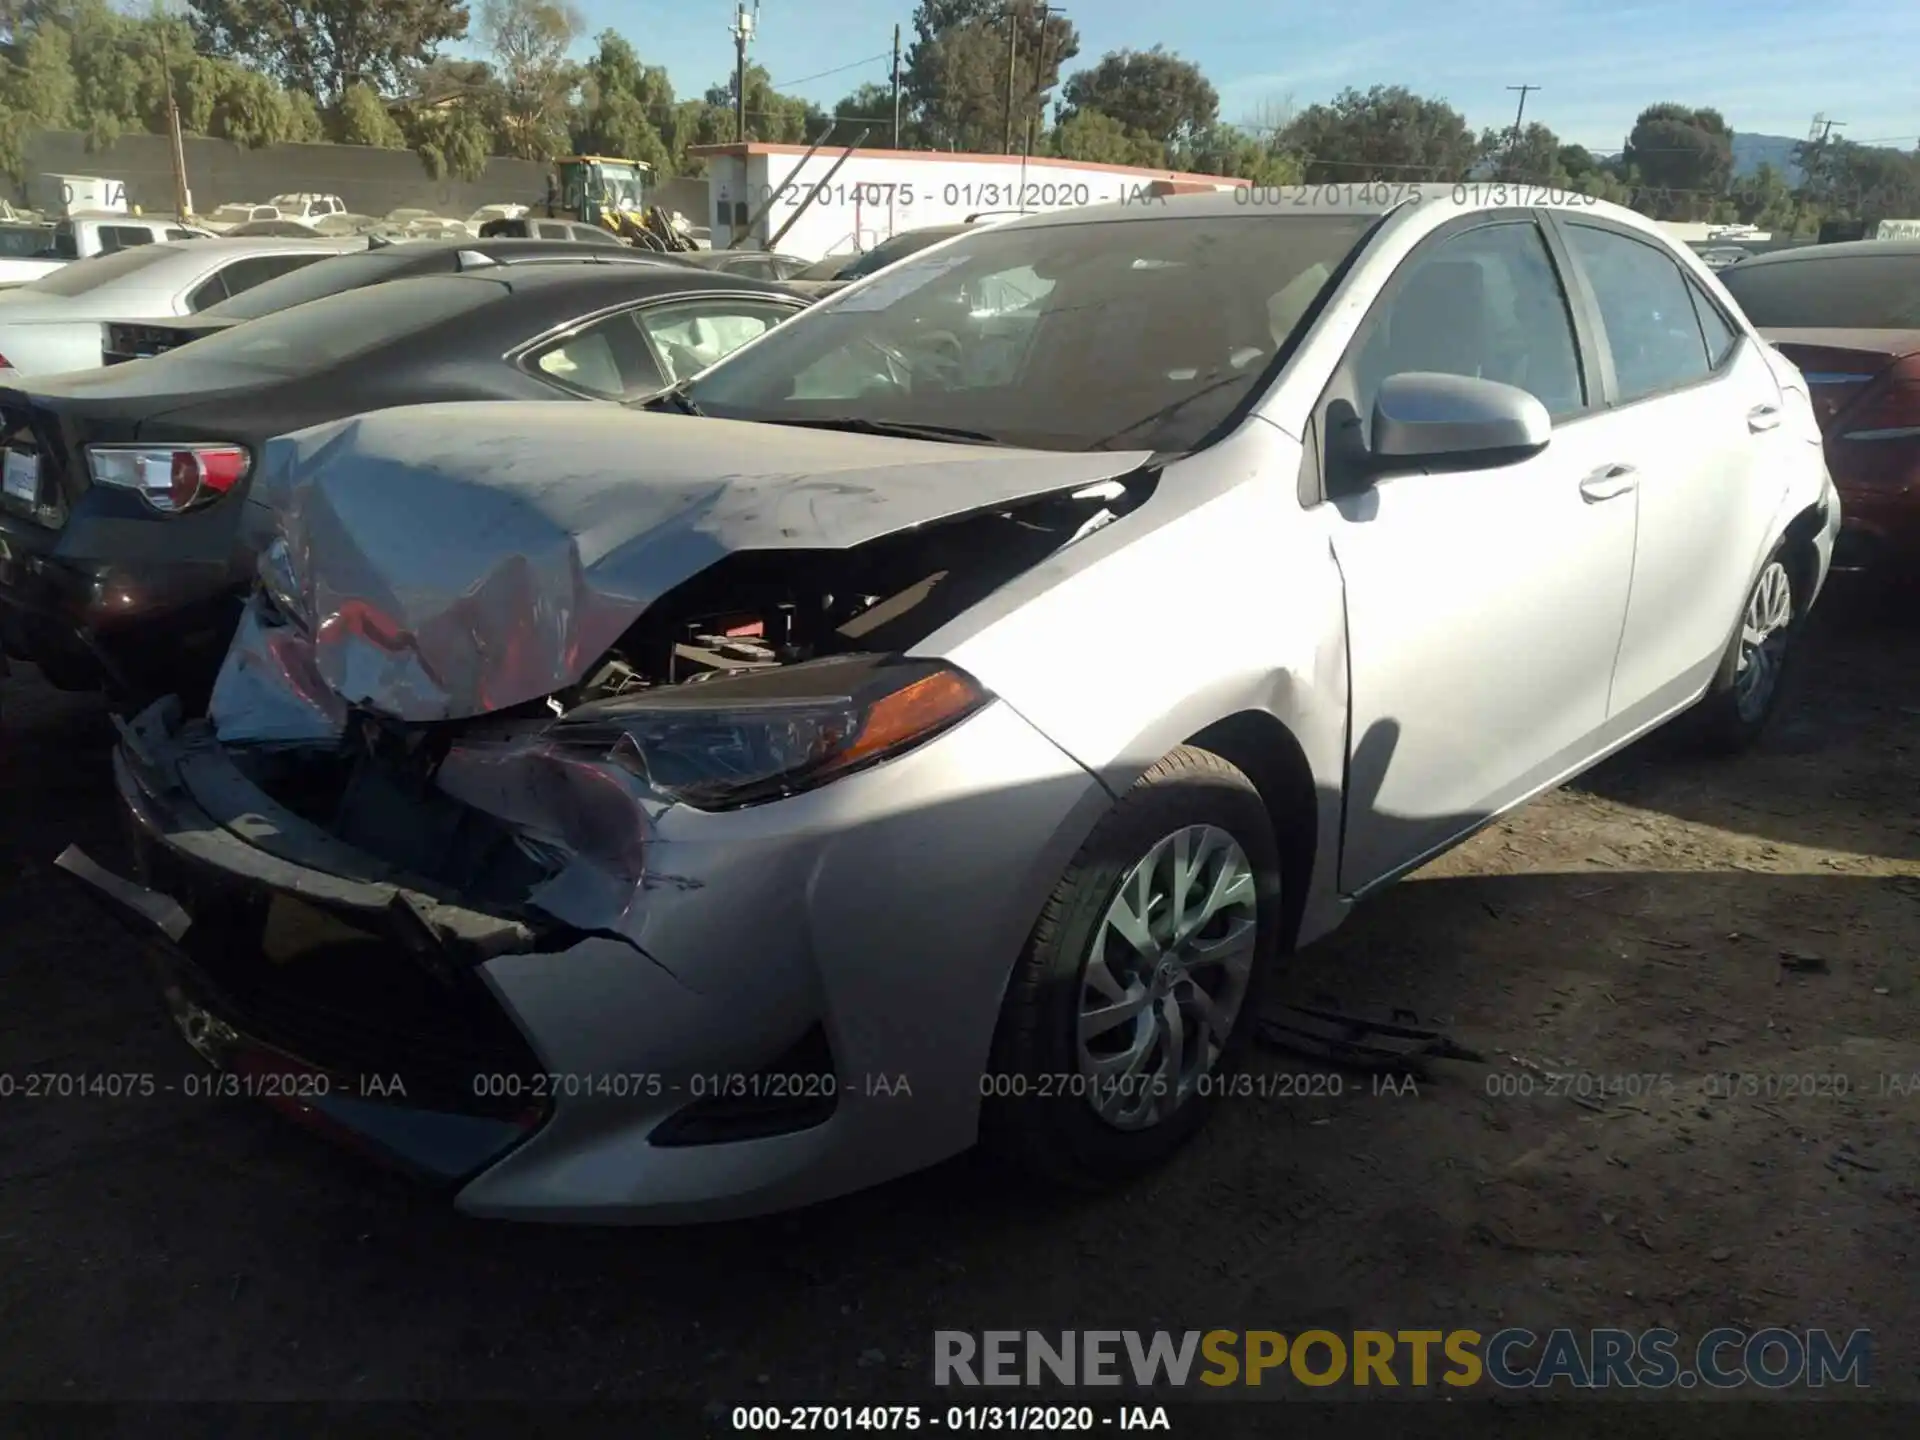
[59,704,570,1186]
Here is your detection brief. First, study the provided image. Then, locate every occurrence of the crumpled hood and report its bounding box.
[210,400,1151,741]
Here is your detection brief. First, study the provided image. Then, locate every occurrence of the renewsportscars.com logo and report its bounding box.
[933,1328,1874,1391]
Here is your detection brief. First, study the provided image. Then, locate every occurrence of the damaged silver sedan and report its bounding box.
[62,190,1840,1221]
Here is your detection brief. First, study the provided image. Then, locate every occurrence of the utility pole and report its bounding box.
[1027,3,1057,161]
[730,2,757,143]
[158,27,191,218]
[1504,83,1539,174]
[1002,7,1020,154]
[890,22,901,146]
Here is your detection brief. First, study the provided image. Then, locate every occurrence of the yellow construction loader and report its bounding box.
[544,156,696,252]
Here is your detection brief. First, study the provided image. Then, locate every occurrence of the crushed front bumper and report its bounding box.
[67,694,1115,1222]
[58,721,562,1186]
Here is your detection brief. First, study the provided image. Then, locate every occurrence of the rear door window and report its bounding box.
[99,226,157,252]
[635,298,799,386]
[1562,224,1713,403]
[1688,283,1740,369]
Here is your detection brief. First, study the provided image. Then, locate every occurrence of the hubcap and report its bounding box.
[1734,560,1793,722]
[1076,824,1260,1132]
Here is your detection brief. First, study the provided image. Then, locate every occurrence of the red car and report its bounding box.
[1719,239,1920,571]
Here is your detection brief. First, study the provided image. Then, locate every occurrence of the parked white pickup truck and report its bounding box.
[46,212,214,259]
[0,220,59,289]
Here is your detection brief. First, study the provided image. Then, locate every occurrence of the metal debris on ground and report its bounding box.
[1255,998,1486,1072]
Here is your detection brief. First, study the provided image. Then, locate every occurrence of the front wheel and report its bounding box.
[981,745,1282,1189]
[1693,547,1799,753]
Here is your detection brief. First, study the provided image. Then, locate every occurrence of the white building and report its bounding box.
[689,142,1246,261]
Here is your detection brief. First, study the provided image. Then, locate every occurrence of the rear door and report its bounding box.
[1550,217,1786,720]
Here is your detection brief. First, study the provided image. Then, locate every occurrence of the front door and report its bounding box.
[1322,216,1639,891]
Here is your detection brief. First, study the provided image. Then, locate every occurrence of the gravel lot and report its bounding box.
[2,577,1915,1408]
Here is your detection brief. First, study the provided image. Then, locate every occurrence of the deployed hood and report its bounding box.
[211,401,1151,740]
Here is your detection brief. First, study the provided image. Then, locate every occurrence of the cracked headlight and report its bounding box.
[553,654,990,810]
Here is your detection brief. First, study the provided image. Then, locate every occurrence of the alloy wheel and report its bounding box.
[1734,560,1793,723]
[1076,824,1259,1132]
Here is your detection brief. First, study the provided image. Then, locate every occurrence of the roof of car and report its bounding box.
[462,259,801,297]
[1733,238,1920,266]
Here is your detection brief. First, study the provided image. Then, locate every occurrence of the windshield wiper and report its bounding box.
[643,380,706,416]
[1086,372,1254,451]
[765,416,1011,446]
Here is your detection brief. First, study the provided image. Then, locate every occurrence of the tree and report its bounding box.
[481,0,578,160]
[903,0,1078,153]
[703,62,821,145]
[1801,141,1920,219]
[332,80,404,146]
[830,80,904,144]
[1621,103,1734,220]
[1557,143,1597,180]
[1058,46,1218,158]
[1178,123,1302,186]
[188,0,471,105]
[1279,85,1479,183]
[1,18,76,130]
[1731,160,1794,228]
[405,101,490,179]
[1478,120,1563,183]
[569,31,672,175]
[1049,109,1161,167]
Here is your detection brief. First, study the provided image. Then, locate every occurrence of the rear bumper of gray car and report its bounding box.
[61,694,1111,1222]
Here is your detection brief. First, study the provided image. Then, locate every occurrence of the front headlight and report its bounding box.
[552,654,991,810]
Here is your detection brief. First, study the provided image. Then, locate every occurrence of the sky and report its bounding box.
[559,0,1919,152]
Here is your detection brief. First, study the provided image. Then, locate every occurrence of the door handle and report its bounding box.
[1748,403,1781,432]
[1578,463,1638,501]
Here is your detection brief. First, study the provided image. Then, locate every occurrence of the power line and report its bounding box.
[772,52,891,90]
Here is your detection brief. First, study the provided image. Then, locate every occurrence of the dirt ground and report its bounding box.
[1,577,1915,1410]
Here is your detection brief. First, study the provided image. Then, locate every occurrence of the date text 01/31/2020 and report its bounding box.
[728,1405,1173,1431]
[749,181,1112,211]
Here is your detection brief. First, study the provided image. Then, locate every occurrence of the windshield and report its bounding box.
[148,275,496,375]
[1719,253,1920,329]
[0,226,50,258]
[19,244,178,297]
[684,213,1374,452]
[198,247,412,321]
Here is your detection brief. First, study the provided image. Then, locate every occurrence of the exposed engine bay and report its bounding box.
[557,481,1131,706]
[212,474,1149,946]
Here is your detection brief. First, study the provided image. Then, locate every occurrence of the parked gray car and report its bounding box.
[0,237,364,377]
[64,189,1839,1223]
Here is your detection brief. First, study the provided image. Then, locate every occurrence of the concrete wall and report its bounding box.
[15,131,550,219]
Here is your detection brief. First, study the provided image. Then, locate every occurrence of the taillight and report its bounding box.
[0,354,12,369]
[86,444,250,514]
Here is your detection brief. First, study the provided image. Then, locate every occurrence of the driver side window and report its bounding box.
[1354,221,1587,432]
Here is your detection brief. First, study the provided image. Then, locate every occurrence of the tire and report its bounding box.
[1693,543,1801,754]
[980,744,1283,1189]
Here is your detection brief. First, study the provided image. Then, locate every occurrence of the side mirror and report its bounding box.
[1369,371,1551,471]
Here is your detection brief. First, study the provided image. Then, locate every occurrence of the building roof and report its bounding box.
[684,141,1246,188]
